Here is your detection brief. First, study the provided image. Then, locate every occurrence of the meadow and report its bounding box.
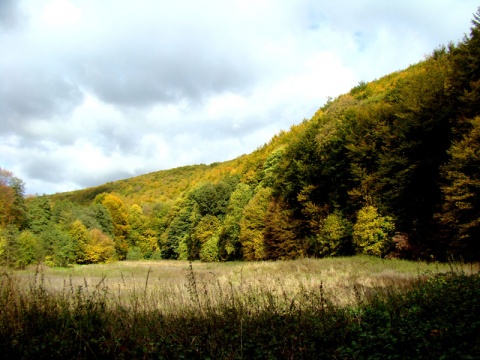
[1,256,480,359]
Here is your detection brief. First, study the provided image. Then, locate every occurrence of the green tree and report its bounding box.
[379,58,452,238]
[89,203,114,236]
[128,204,145,248]
[136,228,159,259]
[192,215,221,261]
[260,147,284,187]
[0,225,19,266]
[219,183,253,260]
[26,196,52,234]
[275,115,351,243]
[437,116,480,257]
[353,205,395,257]
[315,211,352,257]
[126,246,143,260]
[51,200,77,229]
[41,226,75,267]
[191,180,235,218]
[16,230,42,269]
[69,220,90,263]
[199,235,220,262]
[449,8,480,121]
[160,198,195,259]
[239,187,272,260]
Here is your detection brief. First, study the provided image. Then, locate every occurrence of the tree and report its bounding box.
[353,205,395,257]
[437,116,480,258]
[41,226,75,267]
[191,180,235,218]
[316,211,352,257]
[135,228,159,259]
[128,204,145,248]
[219,182,253,260]
[263,197,302,260]
[0,184,15,228]
[192,215,221,261]
[160,198,195,259]
[192,215,220,245]
[69,220,90,263]
[239,187,272,260]
[199,235,220,262]
[0,168,26,229]
[90,203,114,236]
[260,147,284,187]
[26,196,52,234]
[449,8,480,121]
[16,230,42,269]
[84,229,116,264]
[0,225,19,266]
[51,200,77,229]
[101,194,130,259]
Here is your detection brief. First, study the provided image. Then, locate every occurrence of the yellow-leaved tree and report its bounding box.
[239,187,272,260]
[101,194,130,259]
[84,229,116,264]
[353,205,395,257]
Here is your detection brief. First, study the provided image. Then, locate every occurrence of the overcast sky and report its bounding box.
[1,0,478,195]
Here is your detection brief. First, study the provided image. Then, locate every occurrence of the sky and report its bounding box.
[1,0,478,195]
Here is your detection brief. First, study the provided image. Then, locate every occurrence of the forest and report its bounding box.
[1,10,480,267]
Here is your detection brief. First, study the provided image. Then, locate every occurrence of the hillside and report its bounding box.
[1,10,480,266]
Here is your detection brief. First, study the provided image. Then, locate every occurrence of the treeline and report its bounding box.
[2,10,480,267]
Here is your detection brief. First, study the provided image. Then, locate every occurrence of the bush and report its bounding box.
[126,246,143,260]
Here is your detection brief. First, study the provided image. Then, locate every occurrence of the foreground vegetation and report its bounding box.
[1,257,479,359]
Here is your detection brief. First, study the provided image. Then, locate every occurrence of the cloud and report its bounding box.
[0,0,478,195]
[0,0,24,29]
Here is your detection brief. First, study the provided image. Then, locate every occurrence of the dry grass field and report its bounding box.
[6,256,476,312]
[2,256,479,359]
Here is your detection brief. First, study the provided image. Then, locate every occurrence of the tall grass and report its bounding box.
[1,256,479,359]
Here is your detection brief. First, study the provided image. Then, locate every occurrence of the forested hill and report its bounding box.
[2,10,480,266]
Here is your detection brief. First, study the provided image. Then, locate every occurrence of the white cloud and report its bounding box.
[40,0,83,27]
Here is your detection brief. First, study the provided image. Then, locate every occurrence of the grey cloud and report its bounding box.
[0,0,23,29]
[74,169,134,190]
[21,149,67,183]
[78,38,258,108]
[0,65,83,135]
[18,140,134,191]
[93,126,143,156]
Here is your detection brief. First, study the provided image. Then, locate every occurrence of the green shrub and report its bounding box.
[126,246,143,260]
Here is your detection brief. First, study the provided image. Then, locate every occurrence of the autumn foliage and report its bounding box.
[2,9,480,265]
